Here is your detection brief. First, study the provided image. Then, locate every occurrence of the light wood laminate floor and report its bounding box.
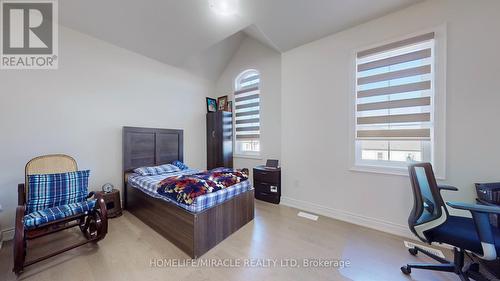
[0,201,460,281]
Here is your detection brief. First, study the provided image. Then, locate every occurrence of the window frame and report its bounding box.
[233,69,262,158]
[349,25,447,179]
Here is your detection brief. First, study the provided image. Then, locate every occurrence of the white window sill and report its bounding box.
[350,165,409,177]
[350,164,445,180]
[234,154,262,160]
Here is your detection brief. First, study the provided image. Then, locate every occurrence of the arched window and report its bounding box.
[233,70,260,156]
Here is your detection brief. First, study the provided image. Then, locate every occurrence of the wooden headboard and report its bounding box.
[123,126,184,173]
[122,127,183,207]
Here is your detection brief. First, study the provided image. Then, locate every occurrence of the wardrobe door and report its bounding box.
[206,111,233,169]
[206,112,219,169]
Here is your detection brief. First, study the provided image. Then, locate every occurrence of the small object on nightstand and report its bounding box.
[96,189,122,218]
[102,183,114,193]
[265,159,279,169]
[253,165,281,204]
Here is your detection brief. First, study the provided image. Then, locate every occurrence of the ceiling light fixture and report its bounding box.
[208,0,239,16]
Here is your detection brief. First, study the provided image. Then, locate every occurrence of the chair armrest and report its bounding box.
[14,205,26,271]
[16,205,26,218]
[446,201,500,260]
[94,193,108,215]
[446,202,500,214]
[18,184,26,205]
[438,185,459,192]
[15,205,26,232]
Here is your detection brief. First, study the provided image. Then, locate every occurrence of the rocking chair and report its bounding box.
[13,154,108,274]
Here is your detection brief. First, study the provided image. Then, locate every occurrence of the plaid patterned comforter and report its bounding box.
[157,168,249,205]
[127,169,252,213]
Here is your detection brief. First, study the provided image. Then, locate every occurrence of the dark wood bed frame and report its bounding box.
[123,127,254,258]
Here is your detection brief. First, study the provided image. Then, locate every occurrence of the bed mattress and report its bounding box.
[127,169,252,213]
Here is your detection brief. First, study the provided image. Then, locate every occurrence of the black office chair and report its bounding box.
[402,163,500,281]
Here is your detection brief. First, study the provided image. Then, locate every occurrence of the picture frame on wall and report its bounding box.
[217,96,228,111]
[206,97,217,113]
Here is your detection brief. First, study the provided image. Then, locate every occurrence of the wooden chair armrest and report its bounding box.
[13,205,26,273]
[94,193,107,211]
[16,205,26,221]
[93,193,108,237]
[18,184,26,205]
[15,205,26,233]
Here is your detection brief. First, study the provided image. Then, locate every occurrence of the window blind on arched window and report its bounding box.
[234,70,260,155]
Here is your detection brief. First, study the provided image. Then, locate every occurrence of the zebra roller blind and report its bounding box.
[356,32,435,141]
[234,70,260,154]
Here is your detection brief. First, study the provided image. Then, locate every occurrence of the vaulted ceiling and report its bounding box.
[60,0,420,80]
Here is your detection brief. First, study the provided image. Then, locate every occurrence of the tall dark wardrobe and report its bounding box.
[206,111,233,169]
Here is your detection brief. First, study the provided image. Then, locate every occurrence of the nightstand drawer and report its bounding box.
[255,192,280,204]
[255,181,280,194]
[253,169,280,183]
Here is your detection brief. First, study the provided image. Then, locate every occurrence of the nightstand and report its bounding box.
[253,166,281,204]
[96,189,122,218]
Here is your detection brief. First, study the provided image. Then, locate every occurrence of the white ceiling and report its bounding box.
[240,0,420,52]
[60,0,420,79]
[182,31,246,81]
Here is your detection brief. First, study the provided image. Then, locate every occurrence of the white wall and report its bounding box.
[281,0,500,237]
[0,27,213,236]
[215,36,282,174]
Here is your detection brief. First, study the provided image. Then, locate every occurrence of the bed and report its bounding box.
[122,127,254,258]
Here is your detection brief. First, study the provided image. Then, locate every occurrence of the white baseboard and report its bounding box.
[281,196,414,239]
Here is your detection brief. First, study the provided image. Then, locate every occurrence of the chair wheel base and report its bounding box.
[408,247,418,256]
[401,265,411,275]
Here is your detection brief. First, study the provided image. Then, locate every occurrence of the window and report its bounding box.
[354,32,437,170]
[234,70,261,156]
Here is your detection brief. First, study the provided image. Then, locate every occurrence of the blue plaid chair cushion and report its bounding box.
[133,164,180,176]
[24,200,96,229]
[26,170,90,214]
